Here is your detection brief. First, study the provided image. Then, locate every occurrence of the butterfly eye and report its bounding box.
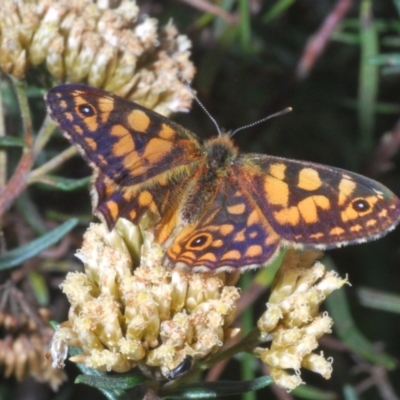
[352,198,370,212]
[187,233,212,250]
[78,103,95,117]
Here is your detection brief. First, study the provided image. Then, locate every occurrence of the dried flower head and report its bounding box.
[255,249,348,391]
[0,286,67,391]
[50,219,241,378]
[0,0,195,115]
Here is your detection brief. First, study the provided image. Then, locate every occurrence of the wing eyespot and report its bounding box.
[352,198,370,212]
[78,103,95,117]
[187,233,213,250]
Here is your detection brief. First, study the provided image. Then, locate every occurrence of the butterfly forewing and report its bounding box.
[46,85,203,187]
[237,154,400,248]
[46,84,204,230]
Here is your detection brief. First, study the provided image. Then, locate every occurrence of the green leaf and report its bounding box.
[0,219,79,270]
[33,175,90,191]
[358,287,400,314]
[293,384,337,400]
[358,0,379,158]
[162,376,273,399]
[239,273,256,400]
[331,31,360,45]
[70,347,132,400]
[343,384,359,400]
[393,0,400,16]
[382,65,400,75]
[254,248,286,286]
[262,0,295,23]
[0,136,25,147]
[76,376,127,400]
[367,53,400,66]
[76,373,147,391]
[28,270,49,306]
[49,321,58,330]
[238,0,250,49]
[17,191,47,235]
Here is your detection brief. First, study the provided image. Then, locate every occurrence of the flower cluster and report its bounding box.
[0,300,66,391]
[51,221,348,391]
[256,249,348,391]
[0,0,195,115]
[50,220,241,377]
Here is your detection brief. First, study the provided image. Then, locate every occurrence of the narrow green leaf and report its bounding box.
[76,373,146,391]
[33,175,90,191]
[381,65,400,75]
[0,219,79,270]
[71,347,128,400]
[162,376,273,399]
[0,136,25,147]
[331,31,360,45]
[382,35,400,47]
[358,0,379,159]
[254,248,286,286]
[49,321,58,330]
[76,377,127,400]
[339,17,389,31]
[334,98,400,114]
[214,0,235,36]
[17,191,47,234]
[194,12,217,30]
[293,384,337,400]
[262,0,295,23]
[343,384,359,400]
[358,287,400,314]
[28,270,49,306]
[368,53,400,66]
[393,0,400,16]
[239,273,256,400]
[238,0,251,49]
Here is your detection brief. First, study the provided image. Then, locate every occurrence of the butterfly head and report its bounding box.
[205,134,238,170]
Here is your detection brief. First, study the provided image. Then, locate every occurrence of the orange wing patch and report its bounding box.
[127,109,150,133]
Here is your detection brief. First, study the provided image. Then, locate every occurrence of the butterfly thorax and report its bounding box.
[204,134,238,172]
[179,135,239,225]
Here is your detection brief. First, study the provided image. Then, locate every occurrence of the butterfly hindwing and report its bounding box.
[93,171,196,231]
[165,177,281,271]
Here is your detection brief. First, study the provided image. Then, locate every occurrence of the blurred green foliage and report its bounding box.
[2,1,400,399]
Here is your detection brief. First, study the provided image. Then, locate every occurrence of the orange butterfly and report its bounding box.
[46,85,400,272]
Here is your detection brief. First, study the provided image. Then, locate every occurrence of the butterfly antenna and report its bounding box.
[183,80,222,136]
[231,107,293,137]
